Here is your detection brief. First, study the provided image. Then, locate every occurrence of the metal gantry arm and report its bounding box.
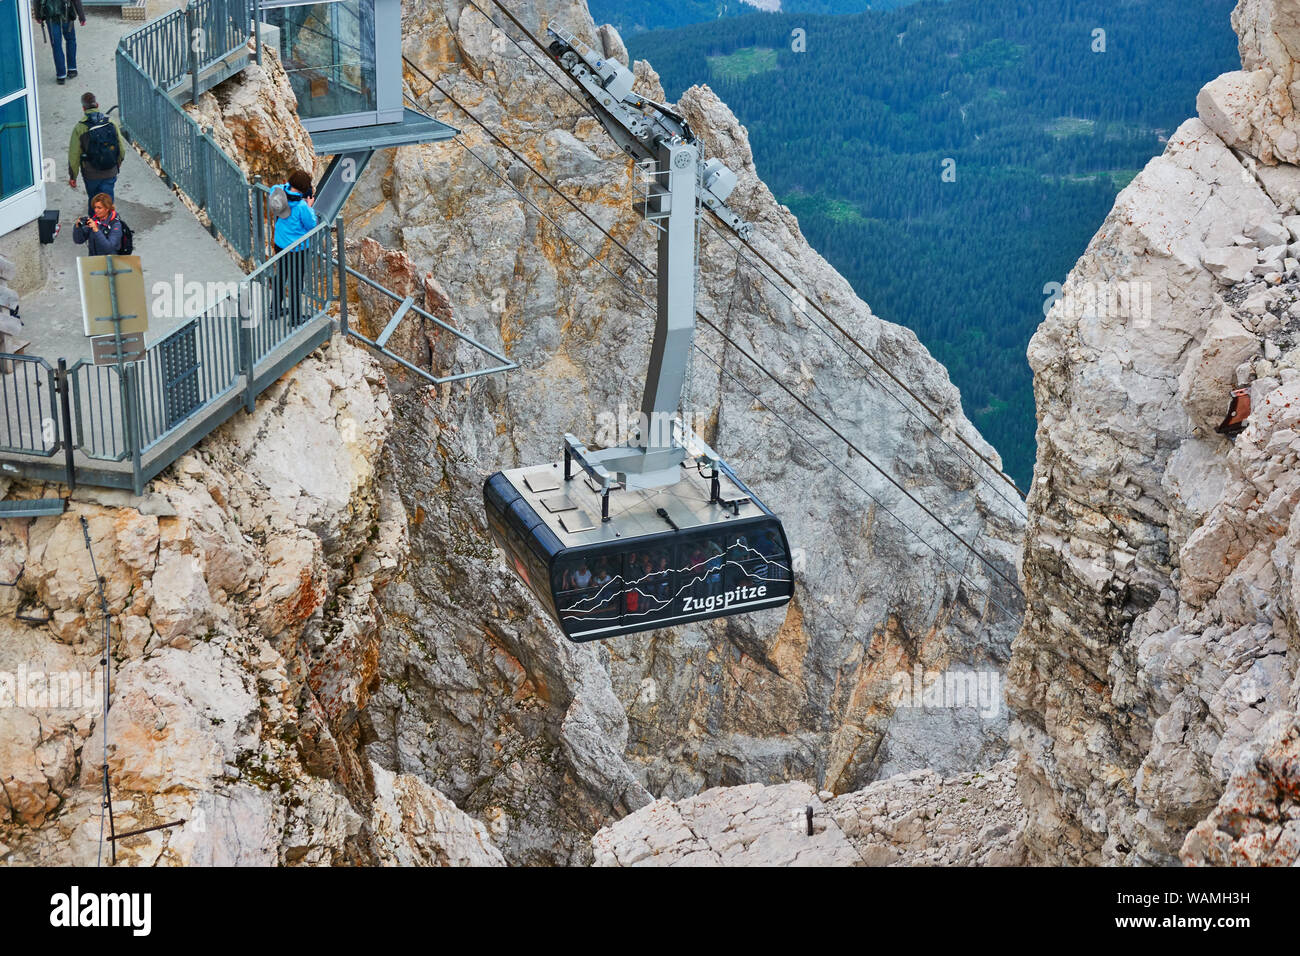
[547,28,752,491]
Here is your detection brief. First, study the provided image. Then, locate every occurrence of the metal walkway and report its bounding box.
[0,0,513,497]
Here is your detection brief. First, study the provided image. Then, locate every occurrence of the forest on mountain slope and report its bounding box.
[624,0,1240,488]
[587,0,926,36]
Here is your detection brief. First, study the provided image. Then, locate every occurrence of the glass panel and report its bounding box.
[0,0,23,100]
[267,0,377,122]
[0,95,35,203]
[680,537,725,602]
[623,545,674,621]
[555,553,621,633]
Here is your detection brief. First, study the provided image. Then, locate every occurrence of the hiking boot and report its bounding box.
[68,69,78,78]
[56,76,66,84]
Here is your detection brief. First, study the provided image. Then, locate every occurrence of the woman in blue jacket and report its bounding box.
[271,170,318,327]
[72,193,124,256]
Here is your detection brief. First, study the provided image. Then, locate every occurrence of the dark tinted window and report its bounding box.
[623,545,673,620]
[555,553,620,633]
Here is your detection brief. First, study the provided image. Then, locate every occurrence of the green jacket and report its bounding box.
[68,110,126,180]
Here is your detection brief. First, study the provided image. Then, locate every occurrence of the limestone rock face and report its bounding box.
[185,42,319,186]
[827,758,1027,867]
[592,782,864,866]
[368,764,506,866]
[592,757,1027,866]
[1011,2,1300,866]
[1197,1,1300,165]
[0,340,499,867]
[342,0,1023,863]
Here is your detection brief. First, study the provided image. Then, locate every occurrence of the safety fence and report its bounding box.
[115,0,265,261]
[0,2,517,498]
[0,220,337,494]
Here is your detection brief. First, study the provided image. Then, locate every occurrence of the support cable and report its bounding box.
[81,515,116,867]
[480,0,1028,503]
[403,47,1024,606]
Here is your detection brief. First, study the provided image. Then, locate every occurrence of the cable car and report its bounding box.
[484,445,793,642]
[482,27,793,641]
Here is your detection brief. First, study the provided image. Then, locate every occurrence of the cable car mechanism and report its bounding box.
[483,28,794,641]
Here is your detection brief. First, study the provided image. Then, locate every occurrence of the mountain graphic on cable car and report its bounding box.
[483,460,794,642]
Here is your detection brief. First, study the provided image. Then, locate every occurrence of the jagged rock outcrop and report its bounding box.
[1200,0,1300,165]
[1011,0,1300,866]
[0,252,21,357]
[593,781,864,866]
[342,0,1024,864]
[0,340,500,866]
[592,757,1026,866]
[185,41,318,185]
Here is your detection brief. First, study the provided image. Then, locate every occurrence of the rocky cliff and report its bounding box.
[591,757,1026,866]
[1010,0,1300,866]
[340,0,1024,863]
[2,0,1023,867]
[0,341,501,865]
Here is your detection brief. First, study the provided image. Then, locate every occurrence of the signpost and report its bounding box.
[77,254,148,366]
[77,254,150,493]
[91,332,146,365]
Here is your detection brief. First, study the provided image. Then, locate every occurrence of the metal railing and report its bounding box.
[116,0,258,260]
[119,0,249,92]
[0,357,59,458]
[68,361,133,462]
[0,3,517,497]
[0,220,337,493]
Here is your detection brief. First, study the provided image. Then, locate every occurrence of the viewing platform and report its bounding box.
[0,0,510,497]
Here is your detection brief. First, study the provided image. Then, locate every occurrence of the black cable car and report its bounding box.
[484,457,793,642]
[483,28,793,641]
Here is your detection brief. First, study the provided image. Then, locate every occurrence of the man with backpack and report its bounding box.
[68,92,126,216]
[33,0,87,85]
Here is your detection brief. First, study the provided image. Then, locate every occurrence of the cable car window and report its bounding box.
[624,545,673,620]
[556,554,620,630]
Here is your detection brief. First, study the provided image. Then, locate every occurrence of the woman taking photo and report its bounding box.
[72,193,124,256]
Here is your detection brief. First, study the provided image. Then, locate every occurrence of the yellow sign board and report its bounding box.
[77,255,149,338]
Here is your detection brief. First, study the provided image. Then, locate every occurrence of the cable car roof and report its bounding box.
[497,460,770,550]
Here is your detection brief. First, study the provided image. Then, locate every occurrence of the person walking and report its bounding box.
[269,170,318,327]
[34,0,86,85]
[68,93,125,216]
[72,194,124,256]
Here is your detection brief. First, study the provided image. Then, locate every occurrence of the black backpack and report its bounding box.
[118,218,134,255]
[81,113,122,172]
[37,0,75,21]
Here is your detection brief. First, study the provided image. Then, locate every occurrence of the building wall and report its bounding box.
[0,0,48,237]
[0,0,48,352]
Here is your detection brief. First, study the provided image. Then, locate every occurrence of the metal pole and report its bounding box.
[239,300,255,412]
[104,255,126,370]
[252,175,265,264]
[126,365,143,496]
[252,0,262,65]
[335,217,348,336]
[186,5,200,107]
[199,125,213,223]
[57,359,76,492]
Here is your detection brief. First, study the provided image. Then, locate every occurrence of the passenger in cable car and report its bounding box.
[704,540,725,597]
[569,561,593,590]
[651,554,673,602]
